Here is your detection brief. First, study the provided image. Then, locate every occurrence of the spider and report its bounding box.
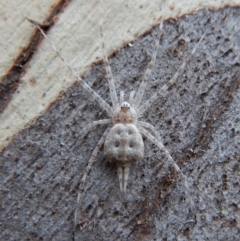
[28,17,207,226]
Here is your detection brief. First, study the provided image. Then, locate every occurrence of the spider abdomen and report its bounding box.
[104,123,144,167]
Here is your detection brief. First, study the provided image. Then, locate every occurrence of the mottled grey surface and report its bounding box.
[1,7,240,241]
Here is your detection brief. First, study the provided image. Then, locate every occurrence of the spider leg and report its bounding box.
[119,90,124,104]
[138,120,162,142]
[134,19,163,108]
[78,119,112,140]
[138,28,208,116]
[139,126,190,197]
[100,23,119,108]
[129,91,135,106]
[117,165,130,192]
[27,18,112,116]
[74,127,111,227]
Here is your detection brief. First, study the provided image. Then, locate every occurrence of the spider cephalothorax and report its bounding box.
[113,101,137,124]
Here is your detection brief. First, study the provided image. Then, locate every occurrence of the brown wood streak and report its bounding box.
[0,0,71,114]
[186,75,240,160]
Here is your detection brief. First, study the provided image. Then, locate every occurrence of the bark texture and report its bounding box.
[0,7,240,240]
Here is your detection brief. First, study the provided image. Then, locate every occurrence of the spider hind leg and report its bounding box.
[117,165,130,192]
[139,126,192,204]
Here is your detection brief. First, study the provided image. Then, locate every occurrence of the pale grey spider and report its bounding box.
[28,17,207,226]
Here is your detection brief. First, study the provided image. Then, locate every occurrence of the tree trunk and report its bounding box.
[0,2,239,240]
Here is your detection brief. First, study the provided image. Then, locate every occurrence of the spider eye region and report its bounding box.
[104,123,144,166]
[121,101,130,109]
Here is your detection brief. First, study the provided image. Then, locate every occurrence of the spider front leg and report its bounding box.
[100,22,119,108]
[27,18,113,116]
[134,19,163,109]
[138,28,208,115]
